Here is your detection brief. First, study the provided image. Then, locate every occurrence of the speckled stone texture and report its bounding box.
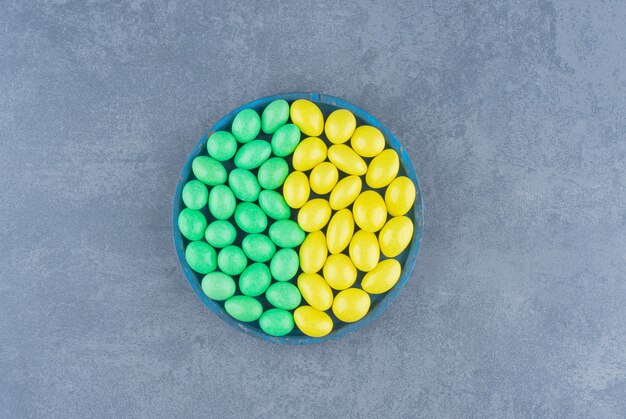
[1,1,625,417]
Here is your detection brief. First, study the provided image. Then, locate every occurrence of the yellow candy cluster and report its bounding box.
[285,99,416,338]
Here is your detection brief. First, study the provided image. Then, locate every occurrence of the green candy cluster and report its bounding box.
[178,100,304,337]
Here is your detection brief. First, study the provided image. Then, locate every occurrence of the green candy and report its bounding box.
[234,202,267,234]
[268,220,305,248]
[208,185,236,220]
[231,108,260,143]
[258,157,289,190]
[270,248,300,282]
[185,241,217,274]
[224,295,263,322]
[192,156,227,186]
[217,245,247,276]
[229,168,261,202]
[238,263,271,297]
[182,180,208,210]
[271,124,301,157]
[259,309,294,337]
[204,220,236,248]
[201,272,236,301]
[261,99,290,134]
[234,140,271,169]
[178,208,207,241]
[207,131,237,161]
[258,190,291,220]
[265,282,302,310]
[241,234,276,263]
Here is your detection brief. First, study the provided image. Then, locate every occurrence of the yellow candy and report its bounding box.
[297,199,331,232]
[323,254,357,290]
[329,175,362,210]
[326,209,354,254]
[349,230,380,272]
[385,176,416,216]
[290,99,324,136]
[283,171,310,209]
[294,306,333,337]
[292,137,327,172]
[332,288,370,323]
[299,231,327,273]
[350,126,385,157]
[361,259,402,294]
[353,190,387,232]
[366,149,399,188]
[327,144,367,175]
[324,109,356,144]
[297,273,333,311]
[379,216,414,257]
[309,162,338,195]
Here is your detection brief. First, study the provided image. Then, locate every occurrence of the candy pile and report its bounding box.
[178,99,416,338]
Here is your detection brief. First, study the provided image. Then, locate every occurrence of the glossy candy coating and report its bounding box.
[324,109,356,144]
[326,209,354,254]
[350,125,385,157]
[185,241,217,274]
[217,245,247,276]
[204,220,236,248]
[282,171,310,209]
[309,162,338,195]
[349,230,380,272]
[332,288,371,323]
[361,259,402,294]
[329,175,362,210]
[352,190,387,233]
[192,156,227,186]
[328,144,367,175]
[178,208,207,241]
[322,254,357,290]
[201,272,236,301]
[239,263,271,297]
[366,149,399,188]
[208,185,236,220]
[228,168,261,202]
[271,124,301,157]
[234,202,267,234]
[234,140,271,169]
[265,282,302,310]
[270,248,299,282]
[257,157,289,190]
[378,216,414,258]
[290,99,324,136]
[241,234,276,263]
[293,306,333,337]
[268,220,305,248]
[292,137,327,171]
[225,295,263,322]
[207,131,237,161]
[385,176,416,216]
[297,199,331,232]
[259,309,294,337]
[297,273,333,311]
[299,231,327,273]
[258,190,291,220]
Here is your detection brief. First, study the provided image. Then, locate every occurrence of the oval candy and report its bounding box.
[266,282,302,310]
[241,234,276,263]
[259,309,294,337]
[234,140,271,169]
[353,190,387,233]
[297,273,334,311]
[208,185,236,220]
[182,180,208,210]
[217,245,247,276]
[271,124,301,157]
[385,176,416,216]
[329,175,362,210]
[379,216,414,258]
[282,171,310,209]
[361,259,402,294]
[324,109,356,144]
[204,220,236,248]
[327,144,367,175]
[297,199,331,232]
[231,108,260,143]
[201,271,236,301]
[292,137,327,172]
[350,125,385,157]
[228,168,261,202]
[366,149,399,188]
[326,209,354,254]
[268,220,306,248]
[258,190,291,220]
[178,208,207,241]
[206,131,237,161]
[234,202,267,234]
[323,254,357,290]
[332,288,371,323]
[258,157,289,190]
[294,306,333,337]
[270,248,300,282]
[349,230,380,272]
[225,295,263,322]
[261,99,290,134]
[290,99,324,136]
[299,231,327,273]
[185,241,217,274]
[238,263,271,297]
[192,156,227,186]
[309,162,339,195]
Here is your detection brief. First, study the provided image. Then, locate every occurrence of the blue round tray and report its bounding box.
[173,93,424,344]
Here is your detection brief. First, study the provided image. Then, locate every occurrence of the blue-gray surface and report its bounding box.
[1,1,625,417]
